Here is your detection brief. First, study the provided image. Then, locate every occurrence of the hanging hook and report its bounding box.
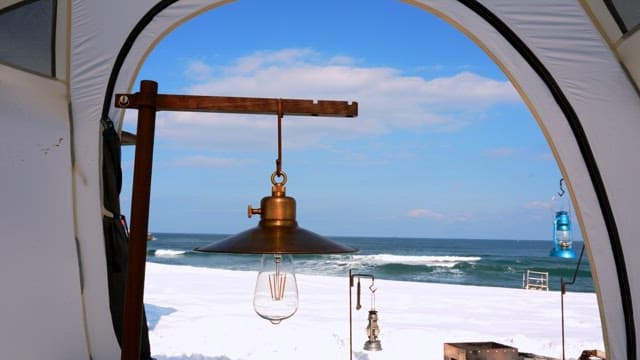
[369,279,377,294]
[558,178,566,197]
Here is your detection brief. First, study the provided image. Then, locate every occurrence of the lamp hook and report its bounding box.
[557,178,566,197]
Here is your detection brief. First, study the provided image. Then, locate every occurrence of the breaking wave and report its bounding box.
[352,254,481,267]
[154,249,187,257]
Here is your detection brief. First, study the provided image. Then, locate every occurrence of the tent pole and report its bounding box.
[121,80,158,360]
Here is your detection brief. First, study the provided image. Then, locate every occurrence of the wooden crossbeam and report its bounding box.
[115,93,358,117]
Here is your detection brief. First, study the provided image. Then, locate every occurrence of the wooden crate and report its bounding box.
[444,342,519,360]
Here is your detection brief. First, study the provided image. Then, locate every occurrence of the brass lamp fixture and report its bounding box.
[196,104,357,324]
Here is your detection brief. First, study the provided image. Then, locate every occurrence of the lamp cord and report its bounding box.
[276,99,283,177]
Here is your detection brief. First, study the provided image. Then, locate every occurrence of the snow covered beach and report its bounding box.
[144,262,604,360]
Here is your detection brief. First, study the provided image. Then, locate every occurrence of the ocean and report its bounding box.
[146,233,594,293]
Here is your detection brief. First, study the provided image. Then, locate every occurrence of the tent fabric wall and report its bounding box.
[69,1,226,358]
[69,1,169,358]
[410,1,634,357]
[483,2,640,359]
[0,64,89,359]
[99,1,640,358]
[1,0,639,359]
[488,2,638,358]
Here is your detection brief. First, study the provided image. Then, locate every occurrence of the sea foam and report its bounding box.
[155,249,187,257]
[353,254,481,267]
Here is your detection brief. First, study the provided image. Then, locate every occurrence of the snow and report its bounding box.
[144,262,604,360]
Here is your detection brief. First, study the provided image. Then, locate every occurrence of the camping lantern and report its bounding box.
[349,270,382,358]
[550,179,577,259]
[364,310,382,351]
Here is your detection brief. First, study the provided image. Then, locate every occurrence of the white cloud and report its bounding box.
[231,48,317,74]
[129,49,520,151]
[185,60,213,81]
[328,55,356,66]
[420,71,518,106]
[408,208,444,220]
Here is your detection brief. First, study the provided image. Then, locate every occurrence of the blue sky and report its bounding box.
[121,0,571,240]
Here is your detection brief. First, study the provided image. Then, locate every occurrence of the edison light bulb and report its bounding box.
[253,254,299,324]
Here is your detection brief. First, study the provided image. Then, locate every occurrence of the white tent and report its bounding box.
[1,0,639,359]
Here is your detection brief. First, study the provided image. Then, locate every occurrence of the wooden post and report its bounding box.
[121,80,158,360]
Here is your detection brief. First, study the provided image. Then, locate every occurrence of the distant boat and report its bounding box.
[147,233,156,241]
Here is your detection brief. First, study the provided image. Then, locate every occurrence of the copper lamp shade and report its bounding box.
[195,175,357,254]
[196,99,357,255]
[196,226,355,254]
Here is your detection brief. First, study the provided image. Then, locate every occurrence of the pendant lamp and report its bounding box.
[195,105,357,324]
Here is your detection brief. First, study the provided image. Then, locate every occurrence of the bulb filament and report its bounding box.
[268,255,287,300]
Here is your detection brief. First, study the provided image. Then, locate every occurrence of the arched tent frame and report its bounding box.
[100,1,640,358]
[2,0,639,359]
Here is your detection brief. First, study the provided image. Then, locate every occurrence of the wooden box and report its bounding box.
[444,342,519,360]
